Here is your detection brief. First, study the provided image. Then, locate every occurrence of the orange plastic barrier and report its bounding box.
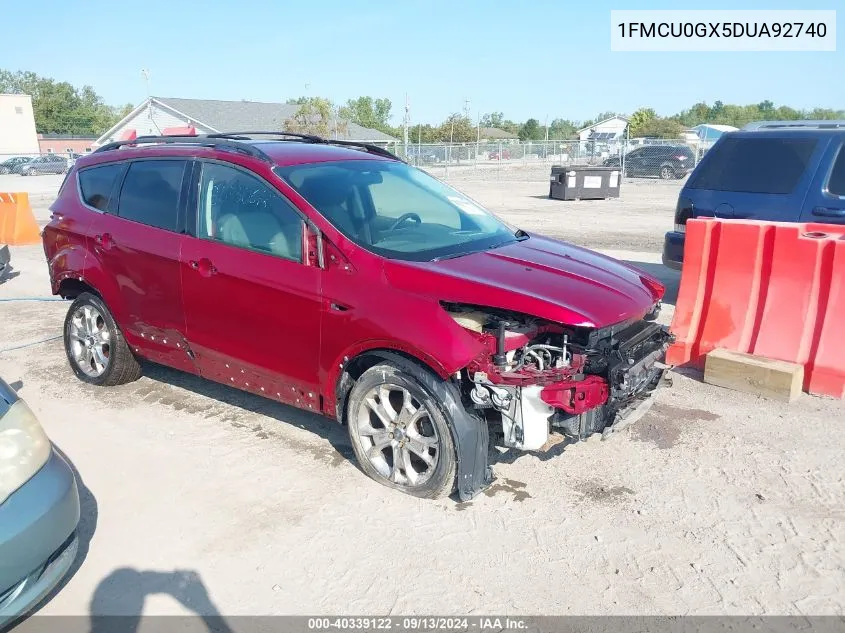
[667,219,845,399]
[0,192,41,245]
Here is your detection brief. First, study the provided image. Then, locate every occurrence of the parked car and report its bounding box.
[604,144,694,179]
[489,149,511,160]
[663,122,845,270]
[0,156,34,175]
[20,154,69,176]
[0,378,80,628]
[43,133,671,500]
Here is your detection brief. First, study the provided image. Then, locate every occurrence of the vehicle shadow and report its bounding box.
[140,363,356,464]
[88,568,234,633]
[623,260,680,306]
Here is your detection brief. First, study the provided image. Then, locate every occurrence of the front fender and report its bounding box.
[352,350,492,501]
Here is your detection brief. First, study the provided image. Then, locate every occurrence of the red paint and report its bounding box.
[162,126,197,136]
[540,375,609,414]
[44,142,666,420]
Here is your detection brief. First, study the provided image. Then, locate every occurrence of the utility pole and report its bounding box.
[403,93,409,156]
[476,112,481,167]
[463,98,471,120]
[544,115,549,161]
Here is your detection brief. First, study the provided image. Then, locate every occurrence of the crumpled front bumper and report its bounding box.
[602,366,672,438]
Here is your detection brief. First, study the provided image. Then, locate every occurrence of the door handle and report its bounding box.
[329,302,350,312]
[189,258,217,277]
[812,206,845,217]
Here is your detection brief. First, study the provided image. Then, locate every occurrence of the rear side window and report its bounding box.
[689,137,817,194]
[828,148,845,197]
[117,160,186,231]
[78,164,123,211]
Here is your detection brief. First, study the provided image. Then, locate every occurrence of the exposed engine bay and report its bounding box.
[445,303,674,450]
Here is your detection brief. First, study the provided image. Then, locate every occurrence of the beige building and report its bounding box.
[0,94,39,156]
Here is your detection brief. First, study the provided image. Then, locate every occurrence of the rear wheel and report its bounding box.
[24,167,35,176]
[346,363,457,499]
[64,292,142,386]
[659,164,675,180]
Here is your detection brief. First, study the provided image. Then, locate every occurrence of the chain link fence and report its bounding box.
[1,139,717,181]
[393,138,715,180]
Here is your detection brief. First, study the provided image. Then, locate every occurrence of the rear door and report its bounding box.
[93,158,195,372]
[801,138,845,223]
[637,146,666,177]
[684,134,825,221]
[180,160,322,407]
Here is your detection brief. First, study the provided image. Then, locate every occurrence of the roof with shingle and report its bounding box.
[155,97,398,142]
[479,127,518,139]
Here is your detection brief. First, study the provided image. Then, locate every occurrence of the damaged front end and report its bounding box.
[445,303,674,451]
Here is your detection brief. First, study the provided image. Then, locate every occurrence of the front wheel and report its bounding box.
[64,292,142,386]
[346,363,457,499]
[23,168,35,176]
[659,164,675,180]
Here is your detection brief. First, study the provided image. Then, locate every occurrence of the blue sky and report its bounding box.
[2,0,842,125]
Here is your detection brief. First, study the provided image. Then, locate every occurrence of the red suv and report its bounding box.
[43,132,672,500]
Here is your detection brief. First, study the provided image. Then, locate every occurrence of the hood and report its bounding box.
[384,234,664,328]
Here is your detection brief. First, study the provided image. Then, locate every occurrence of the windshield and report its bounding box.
[274,160,518,261]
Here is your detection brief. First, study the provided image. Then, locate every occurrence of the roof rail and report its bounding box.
[742,120,845,131]
[206,131,323,142]
[209,131,404,162]
[93,134,272,161]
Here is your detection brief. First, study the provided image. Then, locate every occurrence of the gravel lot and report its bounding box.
[1,170,843,619]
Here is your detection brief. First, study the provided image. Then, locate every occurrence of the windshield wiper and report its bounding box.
[431,236,520,262]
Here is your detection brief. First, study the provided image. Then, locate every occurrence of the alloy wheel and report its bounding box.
[68,304,111,377]
[354,383,440,487]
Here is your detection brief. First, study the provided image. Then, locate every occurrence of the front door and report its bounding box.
[180,161,322,409]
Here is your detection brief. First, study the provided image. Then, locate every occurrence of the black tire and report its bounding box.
[63,292,142,386]
[659,164,675,180]
[346,362,457,499]
[0,167,8,175]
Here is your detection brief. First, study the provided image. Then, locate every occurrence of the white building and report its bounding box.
[576,116,630,142]
[0,94,39,156]
[690,123,738,142]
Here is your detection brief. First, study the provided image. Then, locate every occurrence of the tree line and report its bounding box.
[0,69,133,136]
[4,69,843,142]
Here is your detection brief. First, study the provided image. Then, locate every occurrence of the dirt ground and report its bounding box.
[0,171,843,619]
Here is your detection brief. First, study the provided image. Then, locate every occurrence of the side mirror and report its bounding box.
[305,227,355,273]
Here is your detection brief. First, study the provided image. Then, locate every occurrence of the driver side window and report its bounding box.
[197,163,303,262]
[368,171,460,229]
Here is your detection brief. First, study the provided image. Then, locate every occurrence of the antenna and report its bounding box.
[140,69,151,98]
